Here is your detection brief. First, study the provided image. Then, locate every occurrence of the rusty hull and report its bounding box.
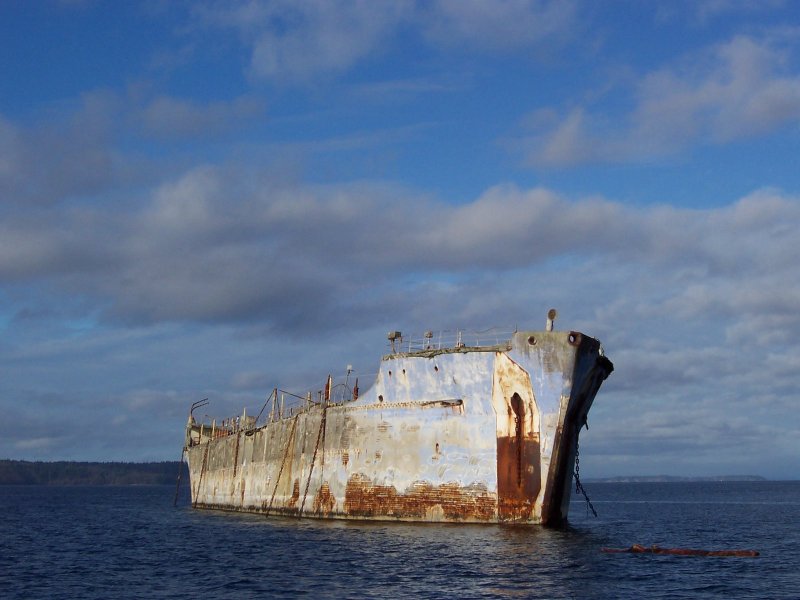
[185,329,613,525]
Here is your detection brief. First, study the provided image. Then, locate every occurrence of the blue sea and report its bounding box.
[1,481,798,599]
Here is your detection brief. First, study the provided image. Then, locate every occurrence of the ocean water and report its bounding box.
[1,481,798,599]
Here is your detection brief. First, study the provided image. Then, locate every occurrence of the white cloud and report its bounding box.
[3,173,799,473]
[4,1,799,478]
[420,0,577,51]
[14,437,61,451]
[3,158,799,353]
[0,93,118,205]
[690,0,788,23]
[191,0,578,82]
[521,35,800,166]
[0,116,19,182]
[139,95,265,139]
[193,0,413,81]
[636,36,800,144]
[0,90,269,209]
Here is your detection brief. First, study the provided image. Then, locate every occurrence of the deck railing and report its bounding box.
[388,328,516,354]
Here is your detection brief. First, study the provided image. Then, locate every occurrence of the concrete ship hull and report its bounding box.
[184,328,613,525]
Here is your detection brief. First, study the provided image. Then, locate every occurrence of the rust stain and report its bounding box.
[288,478,300,508]
[496,435,541,521]
[497,393,541,521]
[344,473,496,521]
[233,432,241,477]
[313,482,336,516]
[492,354,542,523]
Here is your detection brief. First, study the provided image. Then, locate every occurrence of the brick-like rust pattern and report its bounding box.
[313,482,336,516]
[343,473,496,521]
[288,478,300,508]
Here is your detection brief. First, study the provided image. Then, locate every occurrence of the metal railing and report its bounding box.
[189,328,517,443]
[387,328,516,354]
[189,368,382,443]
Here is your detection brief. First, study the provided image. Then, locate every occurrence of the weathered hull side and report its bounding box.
[185,330,612,524]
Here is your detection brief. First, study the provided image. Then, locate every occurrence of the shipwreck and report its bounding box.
[183,310,613,525]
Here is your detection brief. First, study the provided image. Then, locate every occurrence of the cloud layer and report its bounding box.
[522,34,800,166]
[192,0,578,81]
[2,146,799,473]
[1,1,798,478]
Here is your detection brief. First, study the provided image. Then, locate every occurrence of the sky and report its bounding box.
[1,0,799,479]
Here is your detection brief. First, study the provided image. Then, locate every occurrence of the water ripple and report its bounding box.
[0,482,797,599]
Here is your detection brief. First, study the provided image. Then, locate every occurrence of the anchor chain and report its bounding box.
[574,434,598,518]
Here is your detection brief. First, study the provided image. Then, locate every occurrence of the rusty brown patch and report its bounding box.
[344,473,496,521]
[313,482,336,516]
[287,478,300,508]
[496,391,541,522]
[497,433,541,522]
[341,451,349,467]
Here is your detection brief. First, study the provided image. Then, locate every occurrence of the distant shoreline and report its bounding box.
[0,459,186,486]
[584,475,768,483]
[0,459,772,486]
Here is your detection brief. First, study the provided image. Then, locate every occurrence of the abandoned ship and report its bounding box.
[183,310,613,526]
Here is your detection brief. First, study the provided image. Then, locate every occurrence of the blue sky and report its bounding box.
[1,0,799,479]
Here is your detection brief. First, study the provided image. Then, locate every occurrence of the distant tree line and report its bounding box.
[0,460,188,485]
